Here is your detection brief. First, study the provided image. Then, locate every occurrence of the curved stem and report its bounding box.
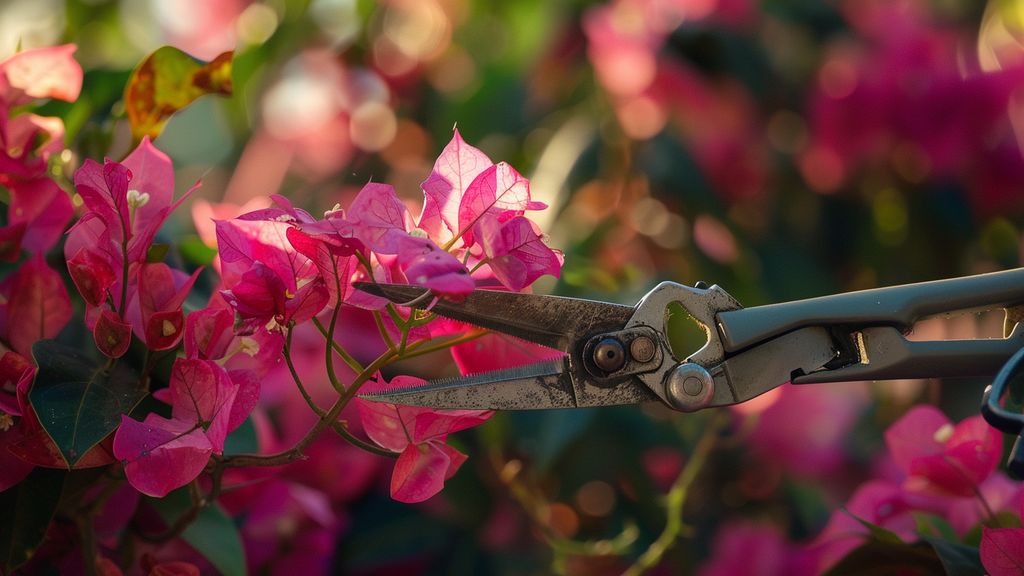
[217,348,398,468]
[312,317,363,373]
[334,421,399,458]
[282,328,397,458]
[622,413,726,576]
[284,326,326,418]
[373,310,396,352]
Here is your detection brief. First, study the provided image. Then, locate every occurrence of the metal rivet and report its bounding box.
[682,376,703,396]
[630,336,656,363]
[593,338,626,372]
[664,363,714,412]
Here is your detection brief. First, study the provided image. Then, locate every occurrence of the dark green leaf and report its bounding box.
[146,243,170,263]
[222,416,258,455]
[0,468,65,573]
[922,537,984,576]
[148,488,246,576]
[29,340,146,466]
[824,539,944,576]
[842,508,905,544]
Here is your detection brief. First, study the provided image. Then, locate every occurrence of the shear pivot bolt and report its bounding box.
[630,336,656,363]
[664,364,714,412]
[593,338,626,372]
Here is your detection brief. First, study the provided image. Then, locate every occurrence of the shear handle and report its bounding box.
[792,324,1024,384]
[717,267,1024,353]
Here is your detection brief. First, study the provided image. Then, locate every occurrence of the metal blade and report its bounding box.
[354,283,636,350]
[360,356,662,410]
[360,359,579,410]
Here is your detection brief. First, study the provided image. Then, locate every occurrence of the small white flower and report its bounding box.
[126,189,150,209]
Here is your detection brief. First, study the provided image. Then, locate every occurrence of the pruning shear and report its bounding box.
[355,268,1024,413]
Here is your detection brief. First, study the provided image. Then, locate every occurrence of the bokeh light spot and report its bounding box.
[819,56,859,99]
[236,3,278,46]
[350,101,398,151]
[575,481,616,517]
[693,215,738,264]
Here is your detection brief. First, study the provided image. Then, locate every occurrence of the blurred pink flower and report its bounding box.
[156,0,248,61]
[582,0,767,200]
[0,44,81,257]
[699,521,815,576]
[810,480,928,571]
[744,382,869,477]
[946,472,1024,535]
[803,0,1024,212]
[884,405,1002,497]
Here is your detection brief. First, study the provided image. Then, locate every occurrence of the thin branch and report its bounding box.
[334,420,399,458]
[373,310,396,352]
[283,326,327,418]
[216,348,398,468]
[621,413,727,576]
[134,480,204,543]
[312,317,363,373]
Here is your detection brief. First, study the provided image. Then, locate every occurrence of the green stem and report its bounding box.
[284,326,326,418]
[621,413,726,576]
[283,328,398,458]
[374,310,396,352]
[334,421,399,458]
[322,308,345,394]
[217,348,399,468]
[311,317,363,373]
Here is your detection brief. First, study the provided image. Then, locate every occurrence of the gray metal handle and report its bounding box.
[793,326,1024,383]
[717,267,1024,353]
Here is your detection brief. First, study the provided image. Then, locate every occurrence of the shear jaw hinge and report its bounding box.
[663,364,716,412]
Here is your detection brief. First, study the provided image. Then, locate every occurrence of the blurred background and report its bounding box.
[9,0,1024,573]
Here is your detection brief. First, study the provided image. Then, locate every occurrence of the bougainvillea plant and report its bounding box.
[0,42,568,574]
[3,13,1024,572]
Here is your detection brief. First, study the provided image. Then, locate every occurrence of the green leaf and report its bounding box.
[922,537,984,576]
[222,416,258,455]
[29,340,146,466]
[148,488,247,576]
[178,235,218,267]
[913,512,959,542]
[125,46,234,141]
[0,468,66,573]
[842,508,905,545]
[146,243,170,263]
[824,539,944,576]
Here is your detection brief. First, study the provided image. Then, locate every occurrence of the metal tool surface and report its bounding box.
[356,267,1024,412]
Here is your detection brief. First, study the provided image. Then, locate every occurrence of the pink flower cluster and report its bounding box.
[0,45,82,489]
[66,138,200,357]
[103,128,562,503]
[802,2,1024,213]
[700,404,1019,574]
[812,406,1011,567]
